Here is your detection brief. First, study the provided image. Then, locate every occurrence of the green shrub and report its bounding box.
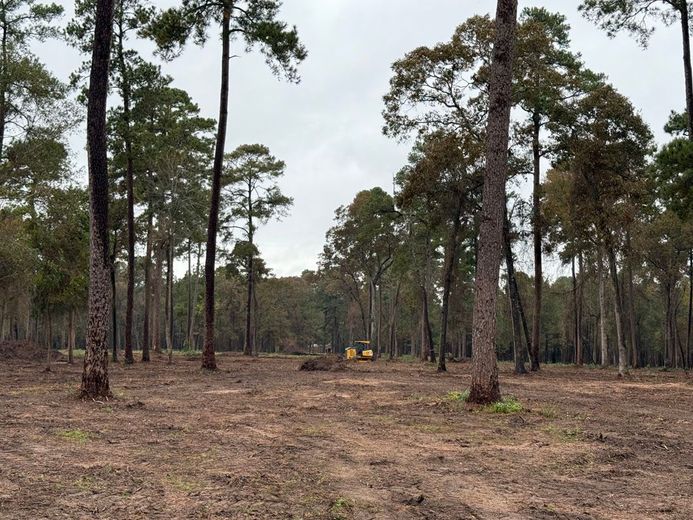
[485,396,522,414]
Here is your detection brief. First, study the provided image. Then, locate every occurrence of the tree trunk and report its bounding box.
[469,0,517,404]
[189,242,202,350]
[45,313,52,372]
[202,5,231,370]
[530,111,542,372]
[598,248,608,366]
[420,285,435,363]
[686,250,692,369]
[141,210,153,362]
[388,281,402,360]
[110,237,118,362]
[186,239,192,349]
[375,283,383,360]
[503,203,527,374]
[244,205,254,356]
[166,233,174,364]
[679,1,693,139]
[607,244,627,377]
[81,0,114,399]
[438,198,463,372]
[68,308,75,365]
[626,233,638,368]
[152,240,162,354]
[117,12,135,366]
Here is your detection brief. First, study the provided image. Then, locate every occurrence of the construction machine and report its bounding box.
[345,340,374,361]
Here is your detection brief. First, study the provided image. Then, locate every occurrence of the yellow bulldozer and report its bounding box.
[345,340,374,361]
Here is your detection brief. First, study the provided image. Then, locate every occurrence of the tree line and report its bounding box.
[0,0,690,404]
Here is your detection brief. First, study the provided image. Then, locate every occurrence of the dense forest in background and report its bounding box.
[0,0,691,381]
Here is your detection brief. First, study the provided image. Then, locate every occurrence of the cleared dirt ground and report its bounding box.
[1,353,692,519]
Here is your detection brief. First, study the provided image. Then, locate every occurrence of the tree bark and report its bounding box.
[421,285,435,363]
[531,111,542,371]
[202,5,231,370]
[469,0,517,404]
[81,0,114,399]
[141,210,153,361]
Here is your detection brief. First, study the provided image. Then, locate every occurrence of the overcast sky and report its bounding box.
[39,0,684,278]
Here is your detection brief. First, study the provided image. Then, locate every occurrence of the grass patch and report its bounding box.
[539,405,559,419]
[446,389,470,402]
[544,425,584,442]
[58,429,90,443]
[330,497,353,519]
[484,396,523,414]
[165,474,202,493]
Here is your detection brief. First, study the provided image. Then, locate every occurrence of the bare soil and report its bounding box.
[1,354,691,519]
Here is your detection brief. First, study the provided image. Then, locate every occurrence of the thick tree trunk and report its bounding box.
[420,285,435,363]
[531,111,542,372]
[375,284,383,360]
[438,198,463,372]
[141,210,153,361]
[202,6,231,370]
[469,0,517,404]
[598,249,608,366]
[607,244,627,377]
[503,204,527,374]
[81,0,114,399]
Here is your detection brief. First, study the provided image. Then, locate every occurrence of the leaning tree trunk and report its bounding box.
[141,210,153,362]
[202,5,231,370]
[438,197,463,372]
[468,0,518,404]
[81,0,115,399]
[503,203,527,374]
[530,111,542,372]
[607,244,627,377]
